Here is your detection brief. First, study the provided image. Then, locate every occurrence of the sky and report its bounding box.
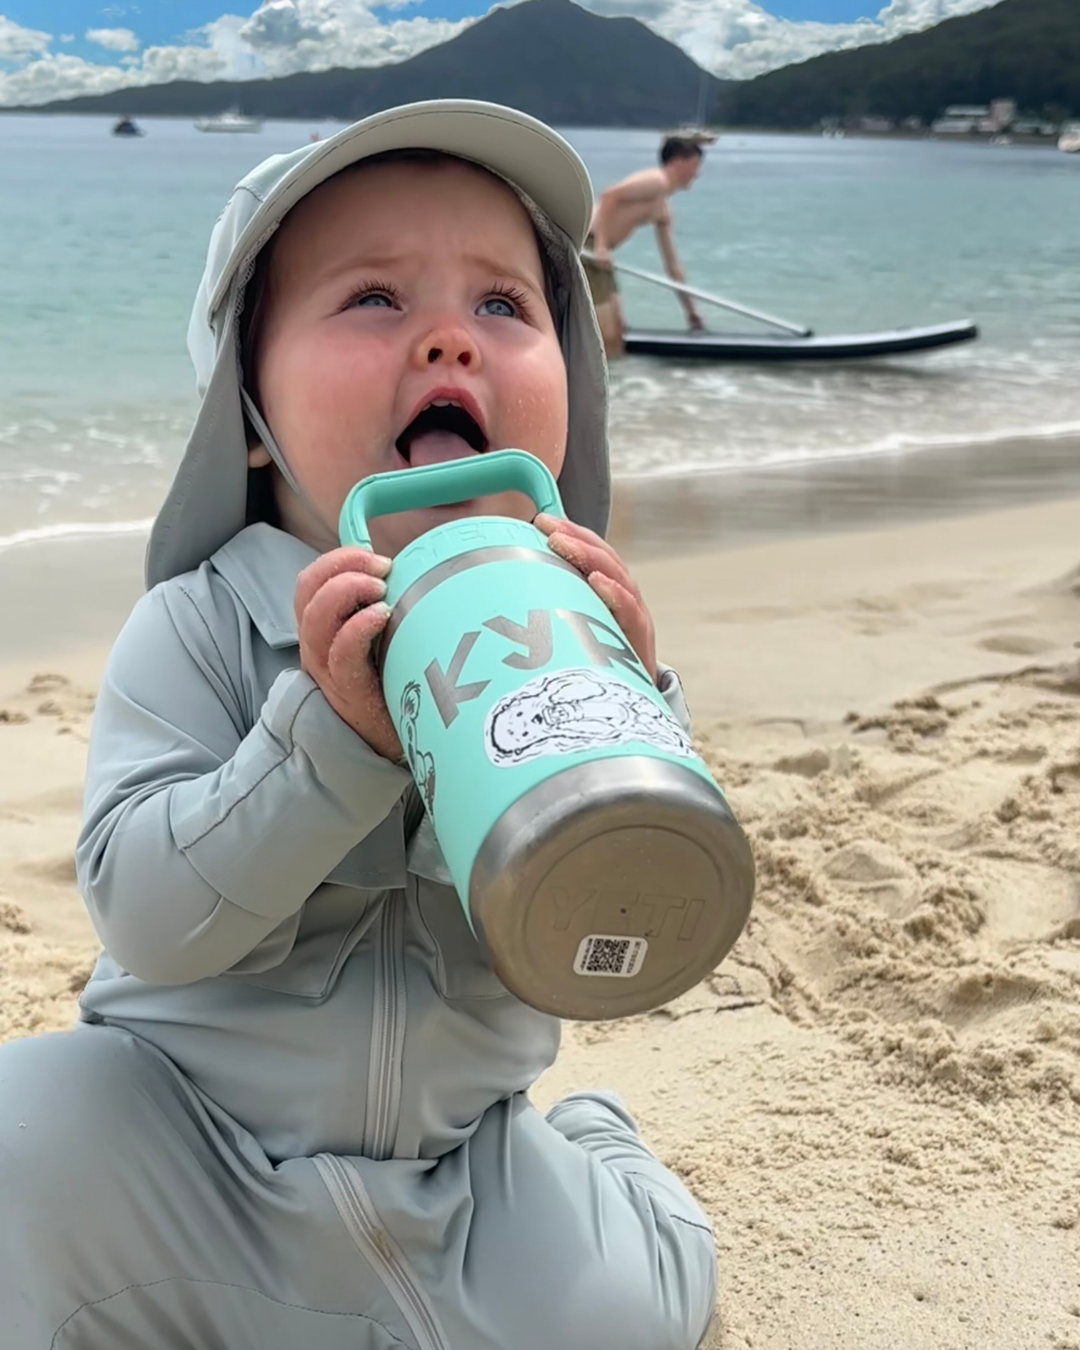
[0,0,1001,106]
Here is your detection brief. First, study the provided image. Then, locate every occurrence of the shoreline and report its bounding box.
[1,112,1072,149]
[3,430,1079,679]
[608,429,1080,559]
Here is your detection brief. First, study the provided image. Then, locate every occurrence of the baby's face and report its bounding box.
[251,158,569,556]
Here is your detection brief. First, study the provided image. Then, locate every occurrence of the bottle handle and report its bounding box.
[339,449,565,550]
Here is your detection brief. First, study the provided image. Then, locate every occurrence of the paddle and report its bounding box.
[583,253,813,339]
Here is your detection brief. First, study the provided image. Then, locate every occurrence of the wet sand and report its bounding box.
[4,431,1079,674]
[609,430,1080,559]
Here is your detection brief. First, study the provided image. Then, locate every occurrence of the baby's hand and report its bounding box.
[294,548,403,762]
[534,516,657,683]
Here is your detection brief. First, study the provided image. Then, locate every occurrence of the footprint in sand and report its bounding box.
[27,673,70,694]
[0,901,31,934]
[17,855,78,887]
[822,840,921,922]
[977,634,1059,657]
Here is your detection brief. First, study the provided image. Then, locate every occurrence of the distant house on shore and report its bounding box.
[932,99,1018,135]
[858,115,895,132]
[1013,118,1061,136]
[932,104,990,134]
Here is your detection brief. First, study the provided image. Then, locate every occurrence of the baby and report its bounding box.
[0,101,716,1350]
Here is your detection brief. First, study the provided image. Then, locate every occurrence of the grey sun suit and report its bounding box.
[0,104,718,1350]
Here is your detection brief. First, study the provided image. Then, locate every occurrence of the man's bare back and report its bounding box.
[583,137,705,358]
[589,167,673,251]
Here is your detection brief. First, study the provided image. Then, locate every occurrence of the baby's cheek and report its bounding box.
[504,370,568,468]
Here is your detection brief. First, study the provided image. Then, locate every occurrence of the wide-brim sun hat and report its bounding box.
[148,100,608,587]
[206,101,593,320]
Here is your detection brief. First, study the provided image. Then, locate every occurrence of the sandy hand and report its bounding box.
[294,547,403,762]
[534,515,658,683]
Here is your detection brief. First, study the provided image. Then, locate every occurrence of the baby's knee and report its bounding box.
[522,1204,716,1350]
[0,1028,172,1202]
[555,1252,716,1350]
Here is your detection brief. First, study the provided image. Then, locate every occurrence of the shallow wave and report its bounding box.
[0,518,153,554]
[612,419,1080,481]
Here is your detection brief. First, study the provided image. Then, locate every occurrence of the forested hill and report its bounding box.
[725,0,1079,128]
[17,0,730,129]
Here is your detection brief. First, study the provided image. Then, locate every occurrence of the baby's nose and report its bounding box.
[414,321,480,370]
[428,342,470,367]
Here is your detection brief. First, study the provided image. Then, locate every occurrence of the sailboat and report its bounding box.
[195,109,263,134]
[665,67,719,144]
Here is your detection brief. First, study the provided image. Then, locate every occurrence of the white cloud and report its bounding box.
[583,0,1000,79]
[0,15,51,63]
[0,0,1001,107]
[232,1,469,76]
[0,1,468,104]
[85,27,141,53]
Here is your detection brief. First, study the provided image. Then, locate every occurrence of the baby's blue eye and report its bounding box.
[478,295,516,319]
[356,292,393,309]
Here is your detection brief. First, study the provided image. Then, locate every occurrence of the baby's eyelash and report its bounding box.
[487,282,533,316]
[341,279,400,309]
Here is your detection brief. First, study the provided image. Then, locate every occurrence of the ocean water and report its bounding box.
[1,114,1078,549]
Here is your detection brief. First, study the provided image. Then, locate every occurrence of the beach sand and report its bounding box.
[2,492,1079,1347]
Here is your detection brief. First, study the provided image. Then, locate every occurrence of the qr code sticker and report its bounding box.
[573,935,648,979]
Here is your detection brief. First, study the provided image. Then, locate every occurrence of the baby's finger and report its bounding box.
[326,603,392,690]
[544,529,636,594]
[294,547,391,626]
[588,572,656,678]
[298,571,387,669]
[535,514,618,561]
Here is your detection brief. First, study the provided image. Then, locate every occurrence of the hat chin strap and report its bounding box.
[240,386,335,542]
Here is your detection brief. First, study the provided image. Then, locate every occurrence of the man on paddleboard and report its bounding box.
[584,136,707,358]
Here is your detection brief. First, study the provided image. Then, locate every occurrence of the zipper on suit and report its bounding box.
[314,1153,450,1350]
[362,892,407,1160]
[362,781,422,1159]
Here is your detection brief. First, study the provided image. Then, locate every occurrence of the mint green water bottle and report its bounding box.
[339,450,754,1020]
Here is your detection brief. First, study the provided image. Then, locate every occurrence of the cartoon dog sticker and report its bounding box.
[400,681,437,810]
[485,669,694,766]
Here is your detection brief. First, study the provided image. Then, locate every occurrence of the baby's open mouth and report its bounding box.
[396,399,489,468]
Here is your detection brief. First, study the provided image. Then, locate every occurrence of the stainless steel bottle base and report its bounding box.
[468,757,756,1020]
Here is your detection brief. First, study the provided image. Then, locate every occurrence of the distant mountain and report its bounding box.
[728,0,1079,128]
[16,0,731,129]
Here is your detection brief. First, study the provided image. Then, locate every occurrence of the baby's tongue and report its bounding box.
[407,430,478,469]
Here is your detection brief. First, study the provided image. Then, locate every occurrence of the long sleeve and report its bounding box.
[656,662,692,735]
[76,581,410,985]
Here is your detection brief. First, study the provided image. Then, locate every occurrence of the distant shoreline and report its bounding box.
[0,110,1069,151]
[1,109,1068,150]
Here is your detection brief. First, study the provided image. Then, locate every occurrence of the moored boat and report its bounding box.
[111,116,144,138]
[1058,123,1080,153]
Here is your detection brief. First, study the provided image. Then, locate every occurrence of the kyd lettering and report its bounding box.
[556,610,650,683]
[483,609,553,671]
[425,632,490,728]
[424,606,650,729]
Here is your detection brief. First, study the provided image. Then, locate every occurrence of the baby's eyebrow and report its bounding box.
[310,250,409,285]
[460,252,546,294]
[309,249,544,294]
